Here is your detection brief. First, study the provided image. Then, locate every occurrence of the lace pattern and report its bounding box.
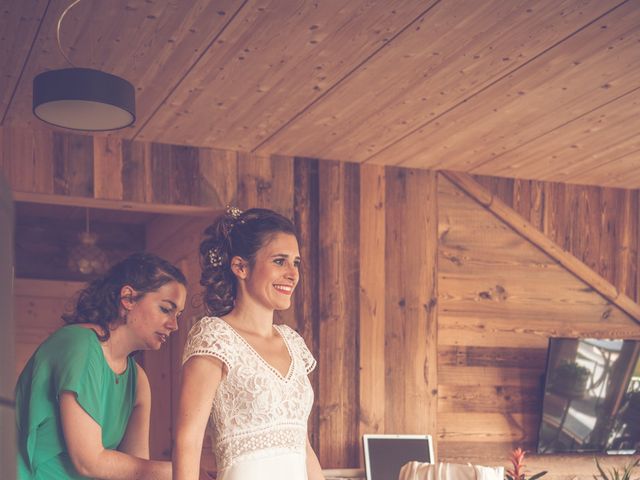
[182,317,316,470]
[217,425,307,468]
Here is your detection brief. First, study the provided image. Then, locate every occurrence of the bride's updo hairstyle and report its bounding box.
[200,207,297,316]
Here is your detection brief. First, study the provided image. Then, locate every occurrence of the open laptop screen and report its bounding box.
[363,434,435,480]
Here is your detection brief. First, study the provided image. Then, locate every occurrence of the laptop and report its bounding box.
[363,434,435,480]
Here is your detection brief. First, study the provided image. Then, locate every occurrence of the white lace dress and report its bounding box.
[182,316,316,480]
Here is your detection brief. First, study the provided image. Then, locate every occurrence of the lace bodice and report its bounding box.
[182,317,316,470]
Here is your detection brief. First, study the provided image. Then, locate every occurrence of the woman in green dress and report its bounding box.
[15,252,187,479]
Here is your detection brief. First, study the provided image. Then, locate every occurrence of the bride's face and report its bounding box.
[238,232,301,311]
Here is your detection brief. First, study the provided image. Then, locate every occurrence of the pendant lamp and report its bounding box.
[67,208,110,275]
[33,68,135,131]
[32,0,136,131]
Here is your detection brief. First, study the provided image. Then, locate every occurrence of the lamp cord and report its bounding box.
[56,0,85,67]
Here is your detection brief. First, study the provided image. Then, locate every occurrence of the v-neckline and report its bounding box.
[222,320,294,381]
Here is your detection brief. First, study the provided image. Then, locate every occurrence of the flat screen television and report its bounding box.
[537,338,640,454]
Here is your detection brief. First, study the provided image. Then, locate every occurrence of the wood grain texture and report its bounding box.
[0,128,234,210]
[383,2,640,171]
[318,160,360,467]
[2,3,640,188]
[170,144,201,205]
[385,167,438,437]
[438,412,539,443]
[0,0,49,121]
[443,171,640,322]
[261,0,621,163]
[437,384,542,414]
[93,136,123,200]
[293,157,321,452]
[198,147,238,208]
[473,88,640,182]
[437,173,640,477]
[474,174,639,302]
[140,0,432,150]
[52,132,93,197]
[2,127,53,194]
[149,143,173,204]
[121,139,152,203]
[358,164,386,445]
[13,278,82,379]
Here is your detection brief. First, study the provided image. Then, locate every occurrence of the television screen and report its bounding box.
[538,338,640,454]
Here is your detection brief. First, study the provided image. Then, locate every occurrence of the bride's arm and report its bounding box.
[173,356,223,480]
[306,437,325,480]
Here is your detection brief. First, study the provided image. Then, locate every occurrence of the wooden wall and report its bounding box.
[437,175,640,478]
[473,175,638,301]
[13,279,82,379]
[4,125,640,478]
[0,126,232,207]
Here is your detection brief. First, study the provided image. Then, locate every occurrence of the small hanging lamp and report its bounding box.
[32,0,136,131]
[68,208,110,275]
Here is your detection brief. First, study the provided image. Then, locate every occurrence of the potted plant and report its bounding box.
[505,448,547,480]
[593,457,640,480]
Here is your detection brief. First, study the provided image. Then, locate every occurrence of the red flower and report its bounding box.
[506,448,525,480]
[505,448,547,480]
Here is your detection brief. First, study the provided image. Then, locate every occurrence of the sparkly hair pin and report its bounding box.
[226,205,243,220]
[208,248,223,268]
[220,205,245,238]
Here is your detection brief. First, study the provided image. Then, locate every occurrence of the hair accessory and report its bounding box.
[226,205,243,220]
[208,248,223,268]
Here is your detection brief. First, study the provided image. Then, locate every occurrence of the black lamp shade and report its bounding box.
[33,68,136,131]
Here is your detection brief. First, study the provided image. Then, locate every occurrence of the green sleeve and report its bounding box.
[49,327,107,425]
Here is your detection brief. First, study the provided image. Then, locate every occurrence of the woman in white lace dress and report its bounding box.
[173,207,324,480]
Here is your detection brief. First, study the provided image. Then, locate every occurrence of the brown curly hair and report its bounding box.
[199,208,297,316]
[62,252,187,341]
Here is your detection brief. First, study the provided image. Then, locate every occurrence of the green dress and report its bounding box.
[15,325,138,479]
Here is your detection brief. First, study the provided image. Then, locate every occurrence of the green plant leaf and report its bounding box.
[595,457,609,480]
[529,471,548,480]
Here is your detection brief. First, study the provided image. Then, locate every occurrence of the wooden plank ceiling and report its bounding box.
[2,0,639,187]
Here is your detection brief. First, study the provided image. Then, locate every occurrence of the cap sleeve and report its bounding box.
[280,325,316,374]
[182,317,235,370]
[50,328,107,424]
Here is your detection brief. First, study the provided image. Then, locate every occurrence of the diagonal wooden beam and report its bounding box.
[442,170,640,324]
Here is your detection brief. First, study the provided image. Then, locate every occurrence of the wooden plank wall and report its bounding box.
[13,279,84,379]
[473,175,639,302]
[4,126,640,477]
[438,176,640,478]
[0,126,230,207]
